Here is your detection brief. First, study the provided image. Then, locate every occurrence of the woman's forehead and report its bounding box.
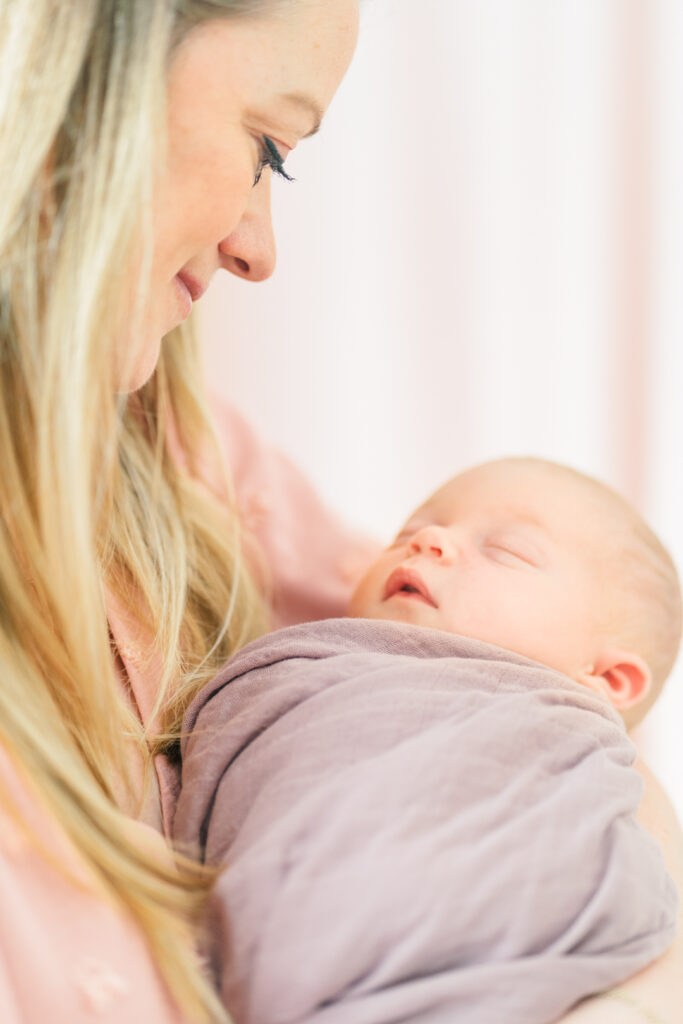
[170,0,359,115]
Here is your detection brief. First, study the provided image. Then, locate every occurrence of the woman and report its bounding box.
[0,2,679,1022]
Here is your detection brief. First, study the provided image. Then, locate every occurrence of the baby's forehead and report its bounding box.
[407,462,617,539]
[412,464,550,517]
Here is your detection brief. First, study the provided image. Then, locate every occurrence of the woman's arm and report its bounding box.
[556,756,682,1024]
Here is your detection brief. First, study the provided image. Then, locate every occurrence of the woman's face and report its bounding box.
[116,0,359,391]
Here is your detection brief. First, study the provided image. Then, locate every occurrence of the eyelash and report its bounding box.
[486,543,535,567]
[253,136,295,188]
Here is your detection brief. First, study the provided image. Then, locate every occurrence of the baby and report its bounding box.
[347,456,682,732]
[174,457,681,1024]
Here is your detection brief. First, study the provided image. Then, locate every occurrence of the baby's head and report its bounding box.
[349,458,682,729]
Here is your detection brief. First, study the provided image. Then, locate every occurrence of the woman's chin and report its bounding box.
[113,336,163,394]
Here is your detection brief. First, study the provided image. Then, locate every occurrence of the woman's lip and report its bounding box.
[174,275,193,319]
[383,567,438,608]
[177,270,207,302]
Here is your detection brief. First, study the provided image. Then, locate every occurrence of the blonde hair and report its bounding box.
[505,458,682,729]
[0,1,294,1020]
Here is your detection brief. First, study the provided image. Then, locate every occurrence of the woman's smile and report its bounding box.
[173,274,193,320]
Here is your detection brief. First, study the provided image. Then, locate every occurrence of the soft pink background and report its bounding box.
[198,1,683,818]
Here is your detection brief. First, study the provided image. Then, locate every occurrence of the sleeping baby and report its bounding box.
[173,457,681,1024]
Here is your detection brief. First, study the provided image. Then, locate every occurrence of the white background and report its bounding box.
[199,1,683,819]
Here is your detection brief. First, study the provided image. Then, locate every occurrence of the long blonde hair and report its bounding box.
[0,1,288,1019]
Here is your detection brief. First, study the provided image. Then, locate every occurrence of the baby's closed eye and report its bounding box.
[483,539,540,568]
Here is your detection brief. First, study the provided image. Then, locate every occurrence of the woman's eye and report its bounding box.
[253,136,296,188]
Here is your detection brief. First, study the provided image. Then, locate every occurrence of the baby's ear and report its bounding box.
[576,650,652,710]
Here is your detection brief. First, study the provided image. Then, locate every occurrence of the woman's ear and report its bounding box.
[576,650,652,710]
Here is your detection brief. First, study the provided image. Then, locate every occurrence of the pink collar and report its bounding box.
[105,587,179,837]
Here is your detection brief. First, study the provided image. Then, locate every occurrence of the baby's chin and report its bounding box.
[348,597,440,628]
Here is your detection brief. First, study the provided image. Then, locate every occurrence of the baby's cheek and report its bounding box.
[349,548,401,616]
[508,587,587,673]
[346,567,378,618]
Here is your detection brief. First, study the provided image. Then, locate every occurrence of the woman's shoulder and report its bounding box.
[0,745,187,1023]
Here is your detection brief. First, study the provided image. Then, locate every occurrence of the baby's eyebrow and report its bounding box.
[494,515,554,541]
[507,514,545,528]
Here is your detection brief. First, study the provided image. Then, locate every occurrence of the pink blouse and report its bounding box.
[0,391,379,1023]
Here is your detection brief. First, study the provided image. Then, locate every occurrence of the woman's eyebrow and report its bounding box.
[278,91,324,137]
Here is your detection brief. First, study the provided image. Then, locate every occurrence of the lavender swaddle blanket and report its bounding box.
[173,619,677,1024]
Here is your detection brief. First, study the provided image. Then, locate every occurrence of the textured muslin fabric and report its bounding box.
[174,618,678,1024]
[105,390,379,837]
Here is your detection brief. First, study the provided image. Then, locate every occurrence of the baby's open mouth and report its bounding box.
[383,568,438,608]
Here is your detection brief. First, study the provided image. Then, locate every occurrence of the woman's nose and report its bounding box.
[408,525,455,563]
[219,175,277,282]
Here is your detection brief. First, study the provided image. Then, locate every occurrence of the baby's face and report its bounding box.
[348,461,615,681]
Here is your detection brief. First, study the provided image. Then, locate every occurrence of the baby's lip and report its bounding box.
[383,567,438,608]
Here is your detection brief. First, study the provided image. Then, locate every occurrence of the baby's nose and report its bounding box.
[409,525,454,562]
